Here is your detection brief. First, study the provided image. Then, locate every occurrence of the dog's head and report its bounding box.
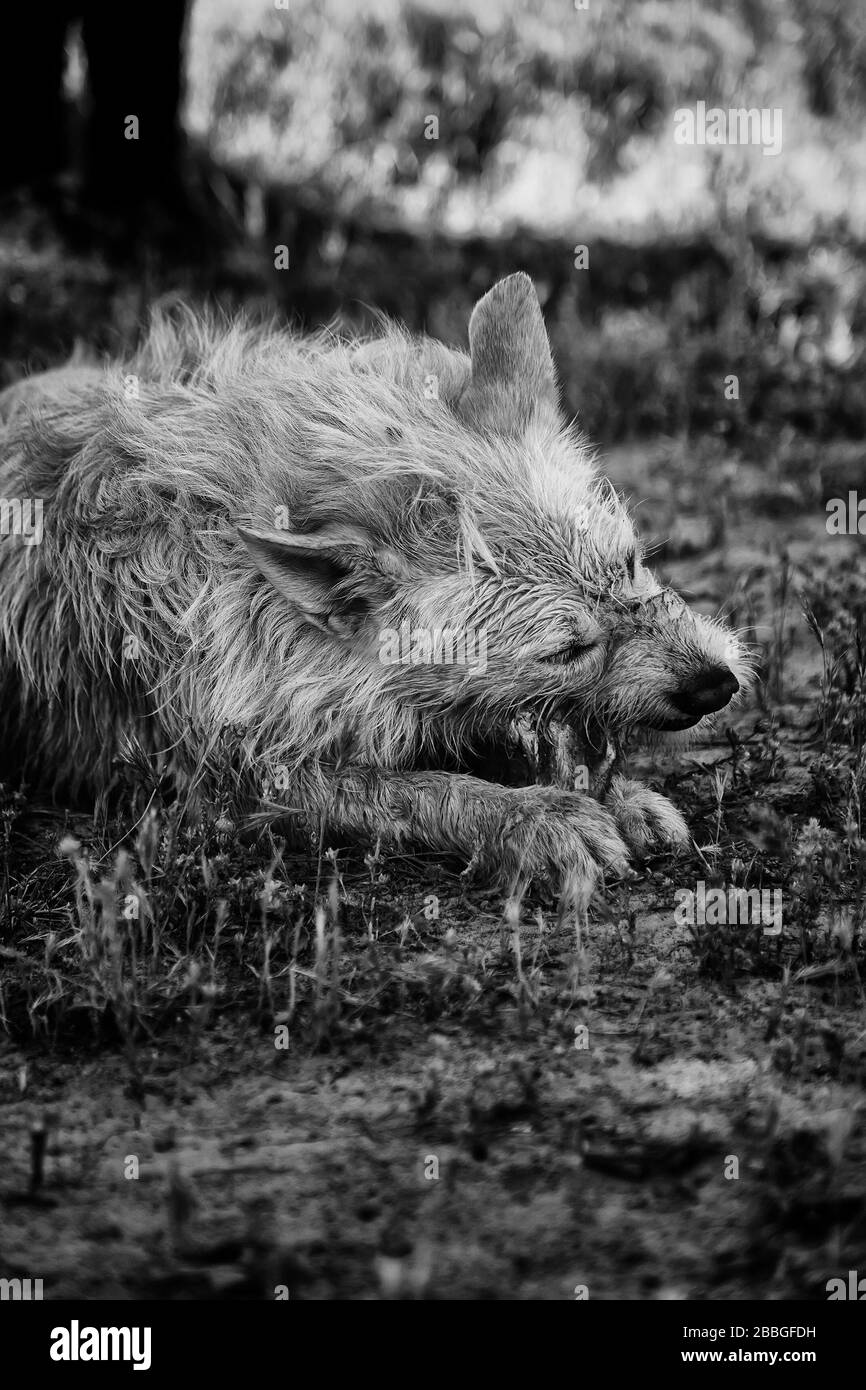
[238,275,748,768]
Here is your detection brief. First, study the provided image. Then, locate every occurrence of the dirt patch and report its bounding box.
[2,890,864,1300]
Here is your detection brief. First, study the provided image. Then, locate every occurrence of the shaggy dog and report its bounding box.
[0,274,746,887]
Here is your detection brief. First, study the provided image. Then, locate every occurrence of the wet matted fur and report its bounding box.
[0,274,748,888]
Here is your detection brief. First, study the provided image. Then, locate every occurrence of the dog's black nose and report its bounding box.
[671,666,739,717]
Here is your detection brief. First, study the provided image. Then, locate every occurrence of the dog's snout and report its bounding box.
[671,665,739,717]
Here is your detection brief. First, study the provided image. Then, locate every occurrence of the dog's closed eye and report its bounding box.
[540,637,600,666]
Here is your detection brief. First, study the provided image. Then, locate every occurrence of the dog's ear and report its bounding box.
[457,273,559,433]
[238,523,404,636]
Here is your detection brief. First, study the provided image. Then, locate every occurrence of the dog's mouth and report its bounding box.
[458,715,621,798]
[455,696,714,798]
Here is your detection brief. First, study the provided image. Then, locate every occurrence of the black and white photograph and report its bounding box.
[1,0,865,1335]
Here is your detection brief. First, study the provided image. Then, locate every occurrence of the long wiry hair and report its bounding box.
[0,300,747,817]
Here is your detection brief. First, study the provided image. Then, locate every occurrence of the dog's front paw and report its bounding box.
[605,775,689,855]
[495,787,632,888]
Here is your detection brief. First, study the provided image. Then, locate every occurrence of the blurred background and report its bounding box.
[1,0,864,450]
